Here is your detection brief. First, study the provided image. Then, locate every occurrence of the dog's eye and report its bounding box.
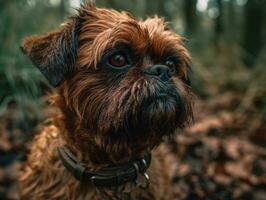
[165,57,177,68]
[108,52,127,68]
[165,56,179,75]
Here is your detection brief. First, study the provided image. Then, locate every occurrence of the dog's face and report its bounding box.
[22,3,193,153]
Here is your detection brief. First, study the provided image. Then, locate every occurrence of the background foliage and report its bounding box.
[0,0,265,199]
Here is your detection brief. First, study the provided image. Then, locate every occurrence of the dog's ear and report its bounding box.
[21,20,79,87]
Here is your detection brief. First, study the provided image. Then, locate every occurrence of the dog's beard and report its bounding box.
[79,72,193,142]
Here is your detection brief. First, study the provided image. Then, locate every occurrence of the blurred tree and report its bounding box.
[214,0,223,42]
[243,0,265,67]
[145,0,172,20]
[183,0,198,35]
[228,0,236,39]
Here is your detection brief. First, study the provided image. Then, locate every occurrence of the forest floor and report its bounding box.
[0,91,265,200]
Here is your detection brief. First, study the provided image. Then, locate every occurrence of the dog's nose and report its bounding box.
[144,65,172,82]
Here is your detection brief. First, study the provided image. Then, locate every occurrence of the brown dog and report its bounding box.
[19,2,193,199]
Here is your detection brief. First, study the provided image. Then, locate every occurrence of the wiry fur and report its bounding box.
[19,2,193,199]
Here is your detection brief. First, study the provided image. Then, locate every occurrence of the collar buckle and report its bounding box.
[133,161,150,189]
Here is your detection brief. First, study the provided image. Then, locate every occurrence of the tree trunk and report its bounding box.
[184,0,198,36]
[243,0,265,67]
[228,0,236,39]
[214,0,223,41]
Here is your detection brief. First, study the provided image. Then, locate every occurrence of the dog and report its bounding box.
[19,2,193,199]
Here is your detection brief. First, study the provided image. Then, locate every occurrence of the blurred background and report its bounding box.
[0,0,265,199]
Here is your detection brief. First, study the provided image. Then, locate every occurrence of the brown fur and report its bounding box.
[19,2,193,199]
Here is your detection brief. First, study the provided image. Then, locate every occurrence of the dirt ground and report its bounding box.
[0,92,265,200]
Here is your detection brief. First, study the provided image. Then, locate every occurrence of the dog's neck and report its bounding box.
[64,135,152,168]
[57,119,153,169]
[56,120,153,188]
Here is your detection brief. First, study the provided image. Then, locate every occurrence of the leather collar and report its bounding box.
[57,145,151,187]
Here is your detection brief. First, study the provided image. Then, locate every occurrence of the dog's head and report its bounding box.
[21,2,193,159]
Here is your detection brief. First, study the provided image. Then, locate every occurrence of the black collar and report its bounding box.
[57,145,151,187]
